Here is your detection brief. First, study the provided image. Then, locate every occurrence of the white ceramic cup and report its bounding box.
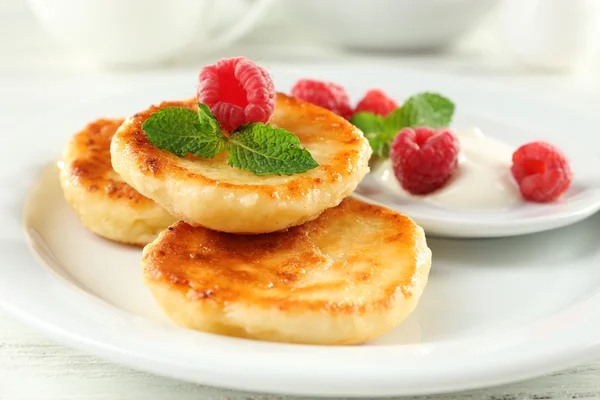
[26,0,276,67]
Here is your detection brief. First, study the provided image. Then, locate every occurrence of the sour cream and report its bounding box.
[374,128,522,212]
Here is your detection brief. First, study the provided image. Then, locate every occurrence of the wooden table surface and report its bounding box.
[3,1,600,399]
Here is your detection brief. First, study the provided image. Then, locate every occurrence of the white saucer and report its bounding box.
[354,173,600,238]
[2,65,600,397]
[353,111,600,238]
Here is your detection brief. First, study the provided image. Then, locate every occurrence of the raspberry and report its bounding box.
[390,127,460,195]
[291,79,353,119]
[511,141,572,202]
[197,57,276,131]
[354,89,398,117]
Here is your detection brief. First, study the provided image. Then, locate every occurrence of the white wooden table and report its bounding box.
[3,1,600,399]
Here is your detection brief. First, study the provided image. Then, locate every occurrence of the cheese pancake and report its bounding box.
[59,119,177,246]
[142,197,431,345]
[111,93,372,234]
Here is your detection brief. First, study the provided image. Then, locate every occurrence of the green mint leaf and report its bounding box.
[396,92,455,129]
[195,102,220,133]
[142,106,226,158]
[227,123,319,176]
[366,129,399,158]
[349,112,384,136]
[349,112,390,157]
[381,108,406,133]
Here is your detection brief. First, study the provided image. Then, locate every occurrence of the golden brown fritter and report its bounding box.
[111,93,372,234]
[60,118,176,246]
[142,197,431,345]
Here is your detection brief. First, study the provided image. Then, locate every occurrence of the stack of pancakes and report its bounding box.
[59,93,432,345]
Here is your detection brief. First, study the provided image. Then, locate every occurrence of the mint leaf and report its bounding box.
[195,103,220,133]
[349,112,391,157]
[381,108,406,133]
[142,106,226,158]
[367,129,399,158]
[398,92,454,128]
[228,123,319,176]
[349,112,384,135]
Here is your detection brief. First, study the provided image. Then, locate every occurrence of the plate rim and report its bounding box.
[3,266,600,397]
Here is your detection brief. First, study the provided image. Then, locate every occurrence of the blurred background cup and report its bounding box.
[25,0,276,68]
[498,0,600,71]
[282,0,501,52]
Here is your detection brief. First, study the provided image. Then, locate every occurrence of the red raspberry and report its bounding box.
[354,89,398,117]
[511,141,572,202]
[390,127,460,195]
[197,57,276,131]
[291,79,353,119]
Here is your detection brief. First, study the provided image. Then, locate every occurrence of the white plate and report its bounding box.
[2,65,600,398]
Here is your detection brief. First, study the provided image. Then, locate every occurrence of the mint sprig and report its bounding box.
[350,92,455,158]
[142,104,319,176]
